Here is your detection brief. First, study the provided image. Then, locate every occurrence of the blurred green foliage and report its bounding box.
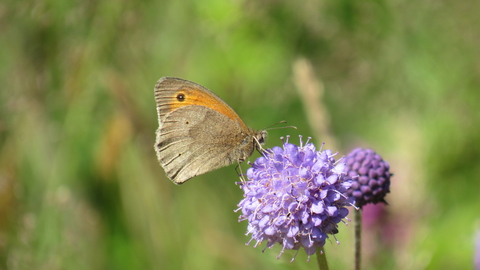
[1,0,479,269]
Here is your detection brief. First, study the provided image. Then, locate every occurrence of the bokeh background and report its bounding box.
[1,0,479,269]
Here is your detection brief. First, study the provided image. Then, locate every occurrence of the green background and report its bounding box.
[1,0,479,269]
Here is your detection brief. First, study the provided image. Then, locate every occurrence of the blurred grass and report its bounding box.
[1,0,480,269]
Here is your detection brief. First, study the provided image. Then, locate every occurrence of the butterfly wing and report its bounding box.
[155,105,251,184]
[154,77,254,184]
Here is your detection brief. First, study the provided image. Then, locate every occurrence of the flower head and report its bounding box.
[344,148,391,208]
[237,136,354,261]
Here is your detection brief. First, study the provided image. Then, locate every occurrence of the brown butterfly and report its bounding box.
[154,77,267,184]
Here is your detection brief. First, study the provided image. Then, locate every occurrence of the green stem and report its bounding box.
[354,209,362,270]
[316,247,329,270]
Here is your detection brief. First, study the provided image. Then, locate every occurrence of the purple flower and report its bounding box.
[344,148,391,208]
[236,136,354,261]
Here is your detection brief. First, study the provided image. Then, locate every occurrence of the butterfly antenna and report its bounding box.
[264,120,297,131]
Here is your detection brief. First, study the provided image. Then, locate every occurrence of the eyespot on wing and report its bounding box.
[154,77,246,128]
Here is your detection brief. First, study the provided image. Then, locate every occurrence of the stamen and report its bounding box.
[332,234,340,244]
[305,136,312,145]
[276,246,285,259]
[290,249,300,262]
[319,142,325,151]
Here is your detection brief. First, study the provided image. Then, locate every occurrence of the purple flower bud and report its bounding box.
[237,136,354,261]
[344,148,391,207]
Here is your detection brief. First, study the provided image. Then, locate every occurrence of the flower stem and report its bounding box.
[316,247,329,270]
[354,209,362,270]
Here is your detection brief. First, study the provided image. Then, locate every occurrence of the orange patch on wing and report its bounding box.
[169,87,243,123]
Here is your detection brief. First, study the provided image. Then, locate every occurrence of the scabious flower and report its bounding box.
[344,148,391,208]
[236,136,354,261]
